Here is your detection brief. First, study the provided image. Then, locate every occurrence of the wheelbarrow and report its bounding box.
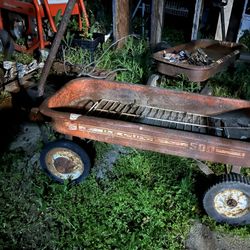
[39,78,250,225]
[152,39,242,82]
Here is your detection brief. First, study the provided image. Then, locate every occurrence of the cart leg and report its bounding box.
[231,165,242,174]
[195,160,214,176]
[146,74,160,87]
[200,82,213,95]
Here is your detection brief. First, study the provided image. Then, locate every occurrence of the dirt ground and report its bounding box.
[186,221,250,250]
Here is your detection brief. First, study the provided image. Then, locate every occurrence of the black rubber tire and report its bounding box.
[0,29,14,59]
[203,174,250,225]
[40,140,91,184]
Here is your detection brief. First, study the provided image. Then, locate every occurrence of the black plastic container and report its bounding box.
[71,33,105,62]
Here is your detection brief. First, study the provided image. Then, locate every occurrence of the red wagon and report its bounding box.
[39,78,250,225]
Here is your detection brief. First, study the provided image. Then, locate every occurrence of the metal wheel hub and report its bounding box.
[214,189,249,218]
[46,147,84,180]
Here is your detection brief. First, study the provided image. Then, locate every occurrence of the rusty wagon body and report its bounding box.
[39,78,250,225]
[40,78,250,167]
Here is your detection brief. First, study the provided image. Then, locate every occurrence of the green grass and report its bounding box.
[62,46,92,66]
[1,142,250,249]
[62,37,151,84]
[207,63,250,100]
[159,62,250,100]
[0,146,199,249]
[0,51,34,65]
[159,74,201,92]
[93,37,151,83]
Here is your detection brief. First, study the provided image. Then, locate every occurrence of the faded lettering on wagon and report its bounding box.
[189,142,245,158]
[66,122,246,159]
[157,138,188,148]
[67,122,153,142]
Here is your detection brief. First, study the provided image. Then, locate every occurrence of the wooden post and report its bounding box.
[215,0,234,40]
[112,0,130,48]
[150,0,165,48]
[191,0,203,40]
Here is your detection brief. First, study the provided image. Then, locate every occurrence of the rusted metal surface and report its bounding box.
[46,147,84,180]
[153,39,242,82]
[39,78,250,167]
[214,189,249,218]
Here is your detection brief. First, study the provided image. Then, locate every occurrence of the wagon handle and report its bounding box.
[38,0,77,97]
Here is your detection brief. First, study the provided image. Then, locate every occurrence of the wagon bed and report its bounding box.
[40,78,250,167]
[152,39,242,82]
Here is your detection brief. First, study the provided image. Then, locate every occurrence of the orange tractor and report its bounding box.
[0,0,89,56]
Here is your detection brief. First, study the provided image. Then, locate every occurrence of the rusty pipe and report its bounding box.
[78,0,90,32]
[43,0,58,33]
[33,0,45,49]
[38,0,77,97]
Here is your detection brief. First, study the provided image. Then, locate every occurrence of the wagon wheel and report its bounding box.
[40,140,91,184]
[203,173,250,225]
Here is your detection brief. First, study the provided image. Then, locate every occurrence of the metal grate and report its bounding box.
[83,99,224,136]
[165,0,189,17]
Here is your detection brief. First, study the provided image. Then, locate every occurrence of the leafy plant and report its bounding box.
[97,37,151,83]
[62,31,75,49]
[54,9,62,28]
[239,30,250,50]
[159,74,201,92]
[0,90,11,101]
[162,27,186,46]
[10,52,34,65]
[77,10,106,40]
[62,46,91,65]
[207,63,250,100]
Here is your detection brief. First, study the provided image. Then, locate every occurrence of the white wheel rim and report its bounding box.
[45,147,84,180]
[214,189,249,218]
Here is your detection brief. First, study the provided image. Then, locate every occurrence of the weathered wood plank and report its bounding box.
[150,0,165,48]
[215,0,234,40]
[191,0,204,40]
[112,0,130,48]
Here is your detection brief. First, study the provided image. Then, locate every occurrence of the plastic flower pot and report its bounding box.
[71,32,105,63]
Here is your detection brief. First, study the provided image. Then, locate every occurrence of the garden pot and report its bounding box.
[71,32,105,62]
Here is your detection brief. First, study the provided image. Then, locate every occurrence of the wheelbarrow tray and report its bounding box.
[152,39,242,82]
[39,78,250,167]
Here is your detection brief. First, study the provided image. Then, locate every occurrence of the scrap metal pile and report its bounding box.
[0,60,44,92]
[163,48,214,66]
